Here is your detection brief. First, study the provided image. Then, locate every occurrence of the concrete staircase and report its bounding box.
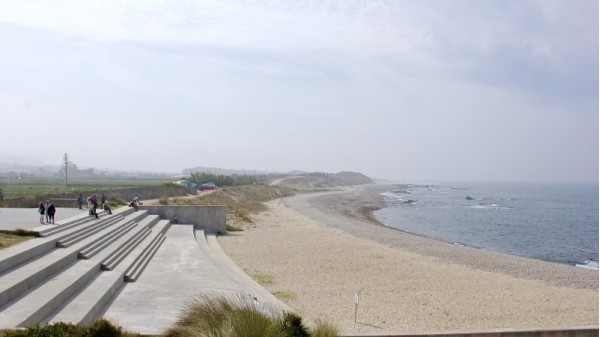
[0,207,171,328]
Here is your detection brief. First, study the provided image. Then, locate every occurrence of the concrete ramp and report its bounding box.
[103,224,288,335]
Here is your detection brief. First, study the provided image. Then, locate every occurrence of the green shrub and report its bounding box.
[88,318,123,337]
[1,322,86,337]
[0,229,39,238]
[0,319,137,337]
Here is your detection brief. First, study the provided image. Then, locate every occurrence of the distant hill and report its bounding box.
[274,171,373,188]
[182,166,305,176]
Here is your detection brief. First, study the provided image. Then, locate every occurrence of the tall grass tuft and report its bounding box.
[162,292,339,337]
[310,319,339,337]
[163,292,282,337]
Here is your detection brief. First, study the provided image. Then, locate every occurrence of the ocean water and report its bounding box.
[373,182,599,269]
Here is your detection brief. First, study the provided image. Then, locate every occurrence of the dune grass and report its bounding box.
[165,185,296,229]
[253,272,275,286]
[0,229,39,249]
[162,293,338,337]
[0,318,138,337]
[273,291,296,301]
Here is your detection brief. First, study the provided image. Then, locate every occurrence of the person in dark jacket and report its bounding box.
[47,203,56,224]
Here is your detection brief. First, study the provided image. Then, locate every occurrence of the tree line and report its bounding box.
[189,172,269,187]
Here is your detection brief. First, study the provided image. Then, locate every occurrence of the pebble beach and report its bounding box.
[217,184,598,335]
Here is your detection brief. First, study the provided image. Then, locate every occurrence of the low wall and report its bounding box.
[139,205,226,233]
[343,326,598,337]
[137,326,598,337]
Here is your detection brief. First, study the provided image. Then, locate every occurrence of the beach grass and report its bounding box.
[273,291,296,301]
[0,229,38,249]
[162,293,338,337]
[165,184,296,228]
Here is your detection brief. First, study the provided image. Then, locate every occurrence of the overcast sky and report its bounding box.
[0,0,597,183]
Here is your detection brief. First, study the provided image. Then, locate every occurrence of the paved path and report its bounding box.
[0,208,88,231]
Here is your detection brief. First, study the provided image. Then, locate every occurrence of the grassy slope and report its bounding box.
[165,184,297,229]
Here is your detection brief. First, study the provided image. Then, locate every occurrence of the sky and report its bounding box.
[0,0,598,183]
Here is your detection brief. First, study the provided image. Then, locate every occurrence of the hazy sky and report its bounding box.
[0,1,598,183]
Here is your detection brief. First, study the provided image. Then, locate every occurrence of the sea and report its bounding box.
[373,181,599,270]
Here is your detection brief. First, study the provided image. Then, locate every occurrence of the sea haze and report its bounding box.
[374,182,599,269]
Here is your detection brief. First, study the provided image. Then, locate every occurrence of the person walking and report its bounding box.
[38,202,45,224]
[101,193,107,209]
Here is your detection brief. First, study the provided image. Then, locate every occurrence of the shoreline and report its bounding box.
[293,183,598,290]
[217,184,598,334]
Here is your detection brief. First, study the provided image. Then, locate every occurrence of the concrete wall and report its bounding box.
[138,327,598,337]
[342,326,598,337]
[139,205,226,233]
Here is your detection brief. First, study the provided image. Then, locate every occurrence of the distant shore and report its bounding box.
[217,183,598,334]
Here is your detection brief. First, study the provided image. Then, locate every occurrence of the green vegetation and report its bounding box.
[163,293,338,337]
[273,291,296,301]
[0,177,188,208]
[0,318,139,337]
[0,229,39,249]
[166,184,296,228]
[190,172,269,187]
[0,295,339,337]
[253,272,275,286]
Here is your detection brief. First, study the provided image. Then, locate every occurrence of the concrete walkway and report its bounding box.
[103,224,233,334]
[0,208,88,231]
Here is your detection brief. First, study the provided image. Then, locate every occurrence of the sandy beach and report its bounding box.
[217,184,598,335]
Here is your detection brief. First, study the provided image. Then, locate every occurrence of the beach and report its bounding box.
[217,184,598,334]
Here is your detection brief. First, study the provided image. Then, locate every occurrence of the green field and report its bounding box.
[0,176,189,208]
[0,177,172,199]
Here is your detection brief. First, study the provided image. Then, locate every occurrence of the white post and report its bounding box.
[354,290,361,322]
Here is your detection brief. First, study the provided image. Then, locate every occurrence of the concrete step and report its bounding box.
[101,215,160,271]
[0,258,102,328]
[0,239,60,276]
[124,220,172,282]
[55,210,149,249]
[0,211,149,308]
[56,215,128,248]
[36,210,109,237]
[47,220,173,326]
[77,222,138,259]
[0,213,121,275]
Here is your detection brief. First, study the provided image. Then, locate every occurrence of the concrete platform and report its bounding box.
[0,208,87,231]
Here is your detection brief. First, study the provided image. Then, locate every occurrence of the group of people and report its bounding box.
[38,192,135,224]
[38,200,56,224]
